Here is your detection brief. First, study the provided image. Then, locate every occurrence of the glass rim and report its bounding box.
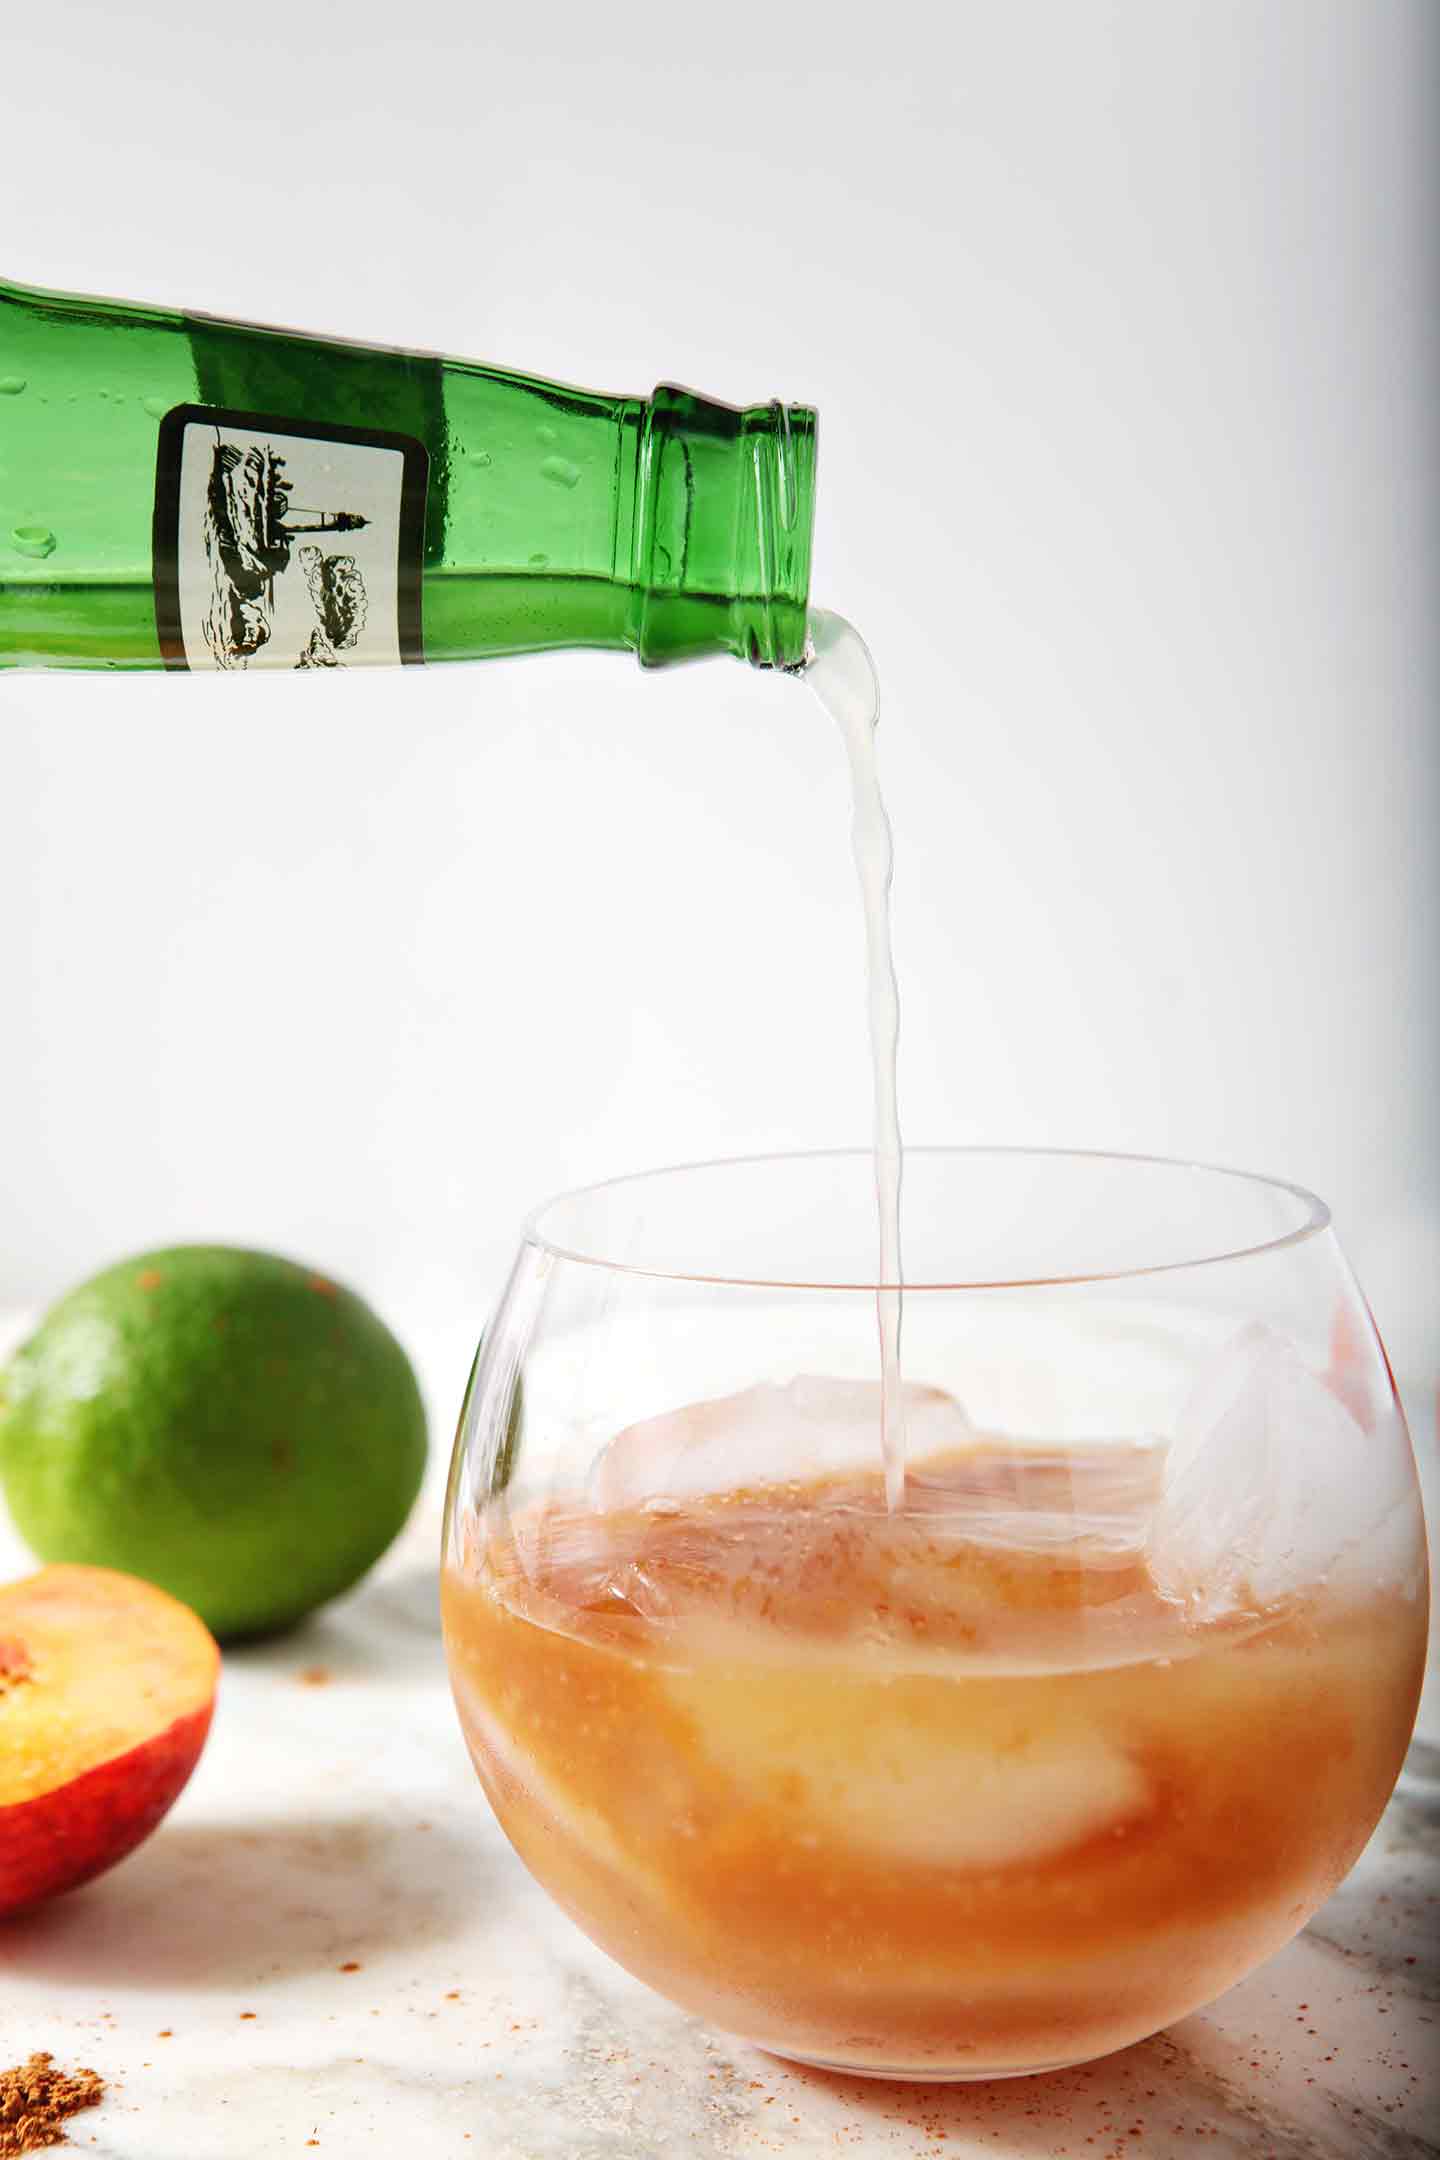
[522,1144,1332,1292]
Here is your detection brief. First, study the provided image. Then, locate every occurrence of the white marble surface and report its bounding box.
[0,1373,1436,2157]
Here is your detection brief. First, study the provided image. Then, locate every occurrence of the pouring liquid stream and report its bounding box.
[799,610,907,1507]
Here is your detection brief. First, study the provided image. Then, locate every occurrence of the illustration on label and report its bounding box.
[153,407,427,670]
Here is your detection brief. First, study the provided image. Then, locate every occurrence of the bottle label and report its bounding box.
[152,405,428,670]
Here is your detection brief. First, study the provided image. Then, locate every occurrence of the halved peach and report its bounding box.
[0,1565,218,1917]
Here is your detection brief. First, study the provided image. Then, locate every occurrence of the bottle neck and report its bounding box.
[0,276,819,674]
[629,386,816,669]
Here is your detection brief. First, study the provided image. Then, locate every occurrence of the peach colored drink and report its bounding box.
[443,1442,1426,2078]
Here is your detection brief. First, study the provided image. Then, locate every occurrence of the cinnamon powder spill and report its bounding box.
[0,2055,104,2156]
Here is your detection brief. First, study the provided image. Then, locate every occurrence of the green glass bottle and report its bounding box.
[0,277,815,674]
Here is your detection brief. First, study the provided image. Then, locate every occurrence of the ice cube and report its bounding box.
[1149,1323,1418,1616]
[828,1723,1154,1870]
[588,1375,971,1511]
[665,1661,1154,1868]
[902,1433,1167,1557]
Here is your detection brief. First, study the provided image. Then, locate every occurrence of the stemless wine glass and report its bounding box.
[441,1149,1428,2081]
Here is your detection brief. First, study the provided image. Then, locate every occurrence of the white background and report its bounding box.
[2,0,1435,1440]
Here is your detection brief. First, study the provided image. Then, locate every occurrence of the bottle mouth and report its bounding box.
[632,389,817,669]
[743,402,817,670]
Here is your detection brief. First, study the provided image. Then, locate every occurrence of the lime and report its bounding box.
[0,1246,427,1640]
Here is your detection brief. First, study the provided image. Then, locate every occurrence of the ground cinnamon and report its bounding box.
[0,2055,104,2155]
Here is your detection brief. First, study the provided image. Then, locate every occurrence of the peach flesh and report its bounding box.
[0,1565,218,1916]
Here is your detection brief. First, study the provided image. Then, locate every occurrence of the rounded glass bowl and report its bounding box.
[443,1149,1428,2079]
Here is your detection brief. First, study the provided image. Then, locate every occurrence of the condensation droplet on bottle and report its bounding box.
[539,454,580,491]
[12,526,57,559]
[467,450,492,468]
[142,396,170,420]
[528,552,549,568]
[0,377,26,396]
[536,424,558,446]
